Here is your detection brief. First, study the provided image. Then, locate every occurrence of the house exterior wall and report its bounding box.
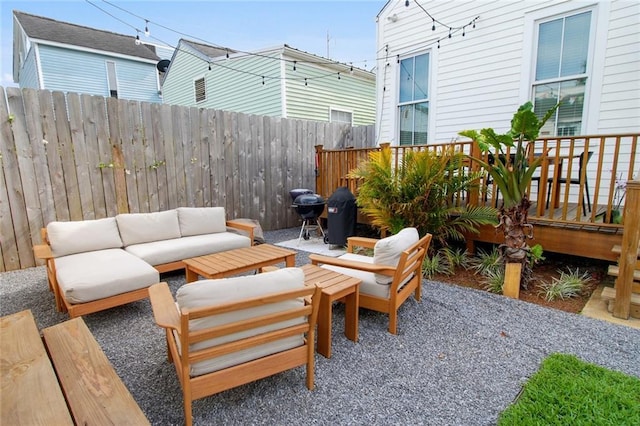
[162,46,283,116]
[18,47,39,89]
[32,44,161,103]
[376,0,640,145]
[284,59,376,126]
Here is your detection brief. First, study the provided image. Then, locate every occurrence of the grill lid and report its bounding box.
[293,193,325,205]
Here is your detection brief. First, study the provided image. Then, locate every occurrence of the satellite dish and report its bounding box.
[156,59,171,72]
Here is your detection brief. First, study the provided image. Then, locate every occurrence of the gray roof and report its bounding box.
[181,39,235,59]
[14,10,160,61]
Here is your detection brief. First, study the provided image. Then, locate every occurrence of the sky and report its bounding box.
[0,0,388,87]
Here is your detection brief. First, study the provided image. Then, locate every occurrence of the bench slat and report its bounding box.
[42,317,150,425]
[0,310,73,425]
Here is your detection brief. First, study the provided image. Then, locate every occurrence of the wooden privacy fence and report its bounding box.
[0,87,375,272]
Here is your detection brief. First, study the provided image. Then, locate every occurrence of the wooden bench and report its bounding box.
[1,310,149,425]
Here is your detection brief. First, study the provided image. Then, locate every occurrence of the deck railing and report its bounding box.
[315,133,639,228]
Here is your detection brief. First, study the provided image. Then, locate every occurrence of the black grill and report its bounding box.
[289,189,326,243]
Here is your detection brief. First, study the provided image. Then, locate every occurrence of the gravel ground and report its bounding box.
[1,227,638,425]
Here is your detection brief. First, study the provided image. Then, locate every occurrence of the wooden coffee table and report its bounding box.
[184,244,296,283]
[301,264,360,358]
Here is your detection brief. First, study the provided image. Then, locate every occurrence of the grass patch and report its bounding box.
[499,353,640,425]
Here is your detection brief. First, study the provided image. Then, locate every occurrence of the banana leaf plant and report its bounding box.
[459,101,559,287]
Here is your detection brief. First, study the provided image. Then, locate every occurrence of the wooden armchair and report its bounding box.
[148,268,321,426]
[310,229,432,334]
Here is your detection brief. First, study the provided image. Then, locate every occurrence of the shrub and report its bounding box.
[422,252,452,280]
[482,267,505,294]
[469,246,502,276]
[539,267,592,301]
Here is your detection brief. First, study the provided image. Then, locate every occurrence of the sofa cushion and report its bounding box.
[55,249,159,304]
[373,227,419,284]
[47,218,123,257]
[124,232,251,266]
[177,207,227,237]
[321,253,392,298]
[176,268,306,377]
[116,210,181,247]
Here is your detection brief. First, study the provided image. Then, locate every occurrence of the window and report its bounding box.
[194,77,206,103]
[532,11,591,136]
[330,108,353,125]
[106,61,118,98]
[398,53,429,145]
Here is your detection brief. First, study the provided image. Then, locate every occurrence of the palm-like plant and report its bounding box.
[459,101,559,287]
[349,144,497,249]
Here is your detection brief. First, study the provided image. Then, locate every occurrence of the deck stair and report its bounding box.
[601,245,640,319]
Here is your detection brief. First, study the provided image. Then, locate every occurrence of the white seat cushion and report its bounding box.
[55,249,159,304]
[321,253,392,298]
[47,217,123,257]
[124,232,250,266]
[175,268,306,377]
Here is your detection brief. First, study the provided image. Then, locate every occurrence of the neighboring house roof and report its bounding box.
[181,39,234,60]
[13,10,160,61]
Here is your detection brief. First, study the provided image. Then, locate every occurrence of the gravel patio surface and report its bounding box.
[1,227,638,425]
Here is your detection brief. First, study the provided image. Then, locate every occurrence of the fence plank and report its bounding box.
[80,94,107,218]
[0,87,22,270]
[67,93,94,220]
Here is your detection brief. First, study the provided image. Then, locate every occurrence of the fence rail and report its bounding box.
[0,87,375,272]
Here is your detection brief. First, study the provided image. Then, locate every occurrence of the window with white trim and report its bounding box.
[194,77,206,103]
[532,10,592,136]
[398,52,429,145]
[330,108,353,125]
[106,61,118,98]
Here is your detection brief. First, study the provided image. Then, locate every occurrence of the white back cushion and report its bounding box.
[373,227,419,284]
[47,218,123,257]
[177,207,227,236]
[116,210,181,247]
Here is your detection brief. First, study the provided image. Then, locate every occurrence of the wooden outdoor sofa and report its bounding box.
[33,207,256,318]
[310,228,432,334]
[149,268,321,426]
[0,310,149,425]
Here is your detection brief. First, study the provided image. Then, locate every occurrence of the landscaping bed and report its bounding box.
[435,250,612,314]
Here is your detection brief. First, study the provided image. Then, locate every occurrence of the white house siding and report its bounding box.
[284,61,376,126]
[598,0,640,133]
[376,0,640,145]
[162,46,283,116]
[18,47,39,89]
[37,45,161,102]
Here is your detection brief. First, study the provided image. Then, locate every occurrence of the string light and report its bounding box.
[337,72,341,80]
[135,32,141,45]
[226,49,230,59]
[304,78,308,86]
[293,61,297,71]
[448,28,452,38]
[462,26,466,37]
[208,63,211,71]
[144,20,149,36]
[396,55,400,64]
[432,19,435,31]
[437,40,440,49]
[262,76,265,85]
[405,0,409,6]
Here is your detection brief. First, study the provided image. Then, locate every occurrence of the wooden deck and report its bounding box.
[314,134,638,263]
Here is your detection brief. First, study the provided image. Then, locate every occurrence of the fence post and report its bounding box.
[314,145,324,196]
[613,180,640,319]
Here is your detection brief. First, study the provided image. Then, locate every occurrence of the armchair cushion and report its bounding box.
[47,218,123,257]
[175,268,307,376]
[116,210,181,247]
[322,253,393,298]
[373,227,419,284]
[177,207,227,236]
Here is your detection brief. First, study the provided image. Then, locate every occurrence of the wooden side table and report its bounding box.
[301,264,360,358]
